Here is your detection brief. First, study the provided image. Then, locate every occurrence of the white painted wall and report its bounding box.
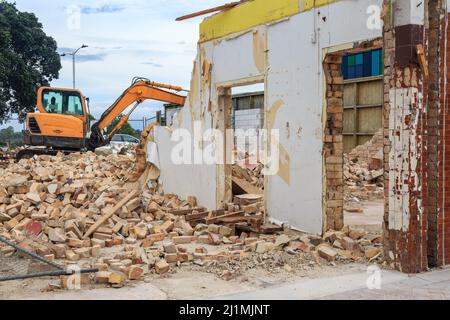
[394,0,425,26]
[151,0,383,234]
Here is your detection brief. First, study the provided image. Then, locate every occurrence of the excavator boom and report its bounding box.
[88,77,186,150]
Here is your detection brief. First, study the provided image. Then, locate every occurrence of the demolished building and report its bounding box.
[142,0,450,273]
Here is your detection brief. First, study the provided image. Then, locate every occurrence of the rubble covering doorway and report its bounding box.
[216,82,266,224]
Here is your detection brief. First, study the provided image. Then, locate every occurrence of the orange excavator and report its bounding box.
[17,77,186,160]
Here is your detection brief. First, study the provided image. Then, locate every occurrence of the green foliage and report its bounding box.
[106,115,139,137]
[0,1,62,123]
[0,126,23,147]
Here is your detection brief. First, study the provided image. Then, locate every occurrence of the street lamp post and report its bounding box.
[61,44,88,89]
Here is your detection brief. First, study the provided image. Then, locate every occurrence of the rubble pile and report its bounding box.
[347,129,384,165]
[0,151,381,290]
[319,227,383,262]
[0,148,17,169]
[232,150,264,195]
[344,130,384,206]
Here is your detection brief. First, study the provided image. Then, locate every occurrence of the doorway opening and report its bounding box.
[219,82,266,218]
[340,48,385,233]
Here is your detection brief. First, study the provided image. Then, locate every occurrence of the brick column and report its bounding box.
[382,0,427,272]
[323,54,344,231]
[435,1,450,267]
[427,0,444,268]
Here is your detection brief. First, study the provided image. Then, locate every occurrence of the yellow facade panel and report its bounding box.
[199,0,338,42]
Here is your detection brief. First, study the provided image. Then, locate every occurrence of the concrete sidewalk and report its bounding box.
[214,267,450,300]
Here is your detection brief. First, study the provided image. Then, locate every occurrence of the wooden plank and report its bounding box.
[83,190,138,239]
[232,177,262,195]
[211,209,226,216]
[259,224,284,234]
[206,211,244,224]
[218,216,251,224]
[175,1,246,21]
[416,44,429,80]
[169,207,206,215]
[185,211,209,221]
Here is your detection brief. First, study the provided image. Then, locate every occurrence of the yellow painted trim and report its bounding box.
[199,0,339,43]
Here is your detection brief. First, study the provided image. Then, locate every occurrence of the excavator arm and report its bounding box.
[87,77,186,150]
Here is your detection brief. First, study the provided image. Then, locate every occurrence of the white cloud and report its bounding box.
[10,0,226,122]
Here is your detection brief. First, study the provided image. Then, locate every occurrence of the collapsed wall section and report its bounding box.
[149,0,382,235]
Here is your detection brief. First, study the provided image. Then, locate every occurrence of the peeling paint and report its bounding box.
[252,30,266,73]
[266,99,284,130]
[278,142,291,185]
[188,60,200,121]
[388,86,422,231]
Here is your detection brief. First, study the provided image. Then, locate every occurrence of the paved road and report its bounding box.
[16,266,450,300]
[215,267,450,300]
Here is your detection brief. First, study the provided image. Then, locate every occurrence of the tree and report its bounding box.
[0,126,23,147]
[0,1,61,123]
[106,115,139,137]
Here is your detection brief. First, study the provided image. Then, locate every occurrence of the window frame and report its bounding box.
[42,89,85,117]
[341,48,383,81]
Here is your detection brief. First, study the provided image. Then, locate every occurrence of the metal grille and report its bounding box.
[28,117,41,134]
[0,235,96,282]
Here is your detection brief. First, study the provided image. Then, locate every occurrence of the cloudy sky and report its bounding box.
[4,0,228,130]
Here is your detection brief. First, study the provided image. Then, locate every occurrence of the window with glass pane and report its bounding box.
[67,95,83,115]
[42,89,84,116]
[341,49,383,80]
[43,91,63,114]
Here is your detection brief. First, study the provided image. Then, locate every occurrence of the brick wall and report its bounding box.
[382,0,427,273]
[323,54,344,231]
[437,12,450,266]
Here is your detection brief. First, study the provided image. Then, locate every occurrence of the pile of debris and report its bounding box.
[344,130,384,205]
[0,148,17,169]
[232,150,264,195]
[318,227,383,262]
[0,151,381,290]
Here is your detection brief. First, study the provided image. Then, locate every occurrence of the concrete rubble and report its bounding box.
[0,148,17,169]
[344,129,384,211]
[232,149,264,195]
[0,150,382,290]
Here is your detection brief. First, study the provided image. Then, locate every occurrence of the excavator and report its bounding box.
[17,77,187,161]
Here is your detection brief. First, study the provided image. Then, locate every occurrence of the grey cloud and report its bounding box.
[141,61,163,68]
[59,51,107,63]
[75,53,107,62]
[80,4,125,15]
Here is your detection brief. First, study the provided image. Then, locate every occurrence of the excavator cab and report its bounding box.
[23,87,89,151]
